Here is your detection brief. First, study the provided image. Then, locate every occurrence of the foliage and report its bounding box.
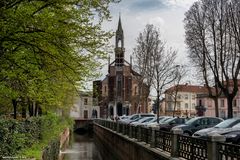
[0,0,119,115]
[0,113,73,159]
[42,139,60,160]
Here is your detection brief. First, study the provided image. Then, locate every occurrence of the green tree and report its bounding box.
[0,0,119,118]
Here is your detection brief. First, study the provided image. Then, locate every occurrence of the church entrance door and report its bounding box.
[117,103,123,116]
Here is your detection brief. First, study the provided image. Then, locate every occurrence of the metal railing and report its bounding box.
[178,135,207,160]
[94,119,240,160]
[217,142,240,160]
[155,130,172,152]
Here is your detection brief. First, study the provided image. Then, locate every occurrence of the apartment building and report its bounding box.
[164,84,209,117]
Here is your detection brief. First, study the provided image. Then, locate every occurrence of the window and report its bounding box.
[192,95,195,99]
[185,94,188,99]
[117,75,122,96]
[185,103,188,109]
[134,86,137,95]
[200,118,209,125]
[168,95,172,101]
[177,94,181,99]
[209,118,219,125]
[177,102,181,109]
[220,110,226,118]
[199,99,202,106]
[84,98,88,105]
[233,99,237,107]
[233,111,238,117]
[192,103,195,108]
[220,99,224,108]
[104,86,107,94]
[168,102,173,111]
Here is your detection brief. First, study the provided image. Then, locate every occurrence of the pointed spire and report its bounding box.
[117,13,123,33]
[115,13,124,48]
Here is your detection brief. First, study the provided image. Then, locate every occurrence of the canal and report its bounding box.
[62,132,103,160]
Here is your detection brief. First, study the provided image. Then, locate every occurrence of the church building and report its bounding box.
[93,17,149,118]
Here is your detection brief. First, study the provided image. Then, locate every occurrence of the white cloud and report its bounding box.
[98,0,198,82]
[166,0,197,8]
[148,17,165,29]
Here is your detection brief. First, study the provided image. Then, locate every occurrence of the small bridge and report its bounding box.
[74,118,93,133]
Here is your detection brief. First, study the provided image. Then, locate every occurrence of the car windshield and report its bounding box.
[134,117,142,121]
[144,117,156,123]
[159,117,172,123]
[185,117,199,125]
[143,117,154,123]
[164,118,176,123]
[130,115,139,120]
[214,119,239,128]
[138,117,150,123]
[121,116,129,119]
[232,122,240,129]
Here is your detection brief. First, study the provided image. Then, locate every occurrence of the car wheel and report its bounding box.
[236,139,240,145]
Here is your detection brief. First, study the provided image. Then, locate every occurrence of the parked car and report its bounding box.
[138,117,157,127]
[118,115,130,122]
[218,123,240,144]
[120,115,129,120]
[192,118,240,138]
[122,113,155,124]
[128,117,143,124]
[130,117,155,126]
[159,117,190,132]
[171,116,223,136]
[201,123,240,144]
[146,116,172,128]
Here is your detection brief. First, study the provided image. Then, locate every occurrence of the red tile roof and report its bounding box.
[165,84,210,94]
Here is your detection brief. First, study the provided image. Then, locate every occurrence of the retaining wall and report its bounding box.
[94,123,171,160]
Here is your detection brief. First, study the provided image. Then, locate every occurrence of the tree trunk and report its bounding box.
[227,96,233,118]
[28,99,33,117]
[173,101,176,117]
[12,99,17,119]
[214,97,219,117]
[34,102,38,116]
[22,105,26,118]
[156,89,160,123]
[38,107,42,116]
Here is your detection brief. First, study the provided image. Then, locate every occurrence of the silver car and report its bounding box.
[193,118,240,138]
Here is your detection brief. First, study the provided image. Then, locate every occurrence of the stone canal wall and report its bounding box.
[42,128,70,160]
[94,123,170,160]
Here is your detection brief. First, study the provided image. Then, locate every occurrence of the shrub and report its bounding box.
[0,113,73,159]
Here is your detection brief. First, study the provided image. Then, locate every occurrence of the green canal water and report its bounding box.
[62,133,103,160]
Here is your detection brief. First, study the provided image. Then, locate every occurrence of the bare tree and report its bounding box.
[152,46,178,123]
[133,24,156,113]
[185,0,240,118]
[133,24,179,120]
[165,65,187,117]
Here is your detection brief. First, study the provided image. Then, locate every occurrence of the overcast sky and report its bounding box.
[100,0,197,74]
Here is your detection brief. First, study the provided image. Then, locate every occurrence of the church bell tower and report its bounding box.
[114,16,125,116]
[115,16,125,66]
